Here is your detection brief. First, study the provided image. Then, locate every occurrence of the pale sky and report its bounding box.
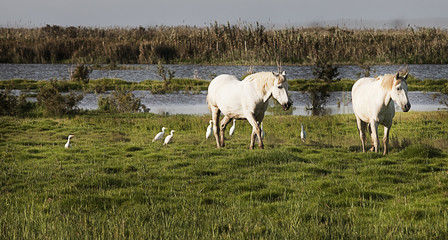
[1,0,448,28]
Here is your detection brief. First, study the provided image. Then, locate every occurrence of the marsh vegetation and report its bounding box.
[1,112,447,239]
[1,24,448,65]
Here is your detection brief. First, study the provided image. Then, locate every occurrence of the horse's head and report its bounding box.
[270,71,292,111]
[390,72,411,112]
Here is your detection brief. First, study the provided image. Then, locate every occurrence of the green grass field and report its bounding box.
[1,111,448,239]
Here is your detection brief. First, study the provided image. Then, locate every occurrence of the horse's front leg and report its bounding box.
[369,121,379,153]
[383,125,391,155]
[219,115,232,147]
[246,114,263,149]
[250,129,257,149]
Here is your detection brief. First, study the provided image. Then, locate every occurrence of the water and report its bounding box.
[1,64,448,81]
[3,64,447,115]
[68,90,448,115]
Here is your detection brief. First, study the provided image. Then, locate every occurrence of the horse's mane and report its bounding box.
[243,72,285,94]
[377,74,400,90]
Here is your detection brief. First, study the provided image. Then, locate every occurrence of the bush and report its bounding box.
[312,61,340,82]
[37,80,83,116]
[70,64,92,84]
[304,60,341,114]
[156,62,175,91]
[0,89,36,116]
[0,89,18,116]
[98,89,143,113]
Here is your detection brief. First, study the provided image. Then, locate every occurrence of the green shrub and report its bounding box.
[156,62,175,90]
[70,64,92,84]
[37,80,83,116]
[0,89,18,116]
[98,89,142,113]
[0,89,36,116]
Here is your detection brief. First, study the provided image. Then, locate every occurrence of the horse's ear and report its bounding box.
[281,71,286,76]
[395,72,400,80]
[272,71,279,77]
[403,73,408,80]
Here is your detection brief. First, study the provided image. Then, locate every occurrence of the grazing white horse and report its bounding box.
[352,73,411,155]
[207,71,292,149]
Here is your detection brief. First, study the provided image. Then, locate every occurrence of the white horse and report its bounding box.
[207,71,292,149]
[352,72,411,155]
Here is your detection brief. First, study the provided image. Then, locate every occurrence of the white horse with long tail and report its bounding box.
[207,71,292,149]
[352,72,411,155]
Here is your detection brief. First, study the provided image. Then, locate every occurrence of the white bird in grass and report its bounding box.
[229,119,236,136]
[65,135,74,149]
[301,123,306,143]
[164,130,175,145]
[206,120,213,139]
[152,127,167,142]
[260,122,265,139]
[255,122,265,143]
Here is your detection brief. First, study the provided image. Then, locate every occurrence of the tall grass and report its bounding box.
[1,112,448,239]
[1,24,448,65]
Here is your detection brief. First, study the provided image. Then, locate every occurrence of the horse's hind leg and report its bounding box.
[369,121,379,153]
[219,115,232,147]
[356,118,367,152]
[210,107,221,148]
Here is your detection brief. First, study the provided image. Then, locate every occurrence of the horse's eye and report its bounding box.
[396,87,400,90]
[278,85,283,89]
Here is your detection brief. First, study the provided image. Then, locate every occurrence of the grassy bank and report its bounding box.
[1,112,448,239]
[1,76,448,93]
[1,25,448,65]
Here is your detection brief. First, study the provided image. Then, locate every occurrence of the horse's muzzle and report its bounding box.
[402,102,411,112]
[282,102,292,111]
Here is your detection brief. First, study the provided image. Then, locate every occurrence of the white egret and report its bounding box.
[206,120,213,139]
[65,135,74,149]
[260,122,265,139]
[301,123,306,143]
[229,119,236,136]
[152,127,167,142]
[164,130,175,145]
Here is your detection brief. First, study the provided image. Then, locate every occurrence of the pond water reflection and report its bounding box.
[1,64,448,81]
[77,90,447,116]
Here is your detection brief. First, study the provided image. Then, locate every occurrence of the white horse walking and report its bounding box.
[352,73,411,155]
[207,71,292,149]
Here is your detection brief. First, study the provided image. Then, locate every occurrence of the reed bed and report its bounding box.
[1,24,448,65]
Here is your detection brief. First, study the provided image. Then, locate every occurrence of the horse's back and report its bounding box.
[352,77,375,95]
[352,77,377,120]
[207,74,242,108]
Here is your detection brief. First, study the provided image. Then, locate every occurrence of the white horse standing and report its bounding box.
[352,73,411,155]
[207,71,292,149]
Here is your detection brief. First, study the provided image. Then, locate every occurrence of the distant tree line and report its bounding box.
[1,23,448,65]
